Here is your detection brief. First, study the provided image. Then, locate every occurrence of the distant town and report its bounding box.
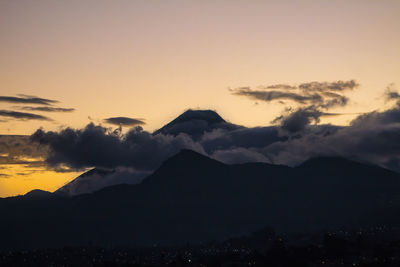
[2,226,400,267]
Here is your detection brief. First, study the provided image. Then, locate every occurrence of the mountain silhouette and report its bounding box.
[24,189,52,198]
[54,167,150,197]
[1,149,400,249]
[54,168,116,196]
[153,109,241,138]
[55,109,240,196]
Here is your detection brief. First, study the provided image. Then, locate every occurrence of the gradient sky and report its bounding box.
[0,0,400,196]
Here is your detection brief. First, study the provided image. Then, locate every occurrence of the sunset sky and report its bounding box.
[1,0,400,197]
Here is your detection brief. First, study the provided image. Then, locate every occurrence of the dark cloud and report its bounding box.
[0,110,52,121]
[0,135,46,159]
[384,84,399,102]
[272,107,323,133]
[386,91,400,101]
[231,80,357,110]
[260,116,400,172]
[14,106,75,112]
[211,147,270,164]
[350,108,400,127]
[232,80,358,134]
[298,80,359,92]
[261,84,297,90]
[200,126,286,153]
[104,117,145,126]
[0,95,58,105]
[0,135,48,174]
[271,107,343,133]
[0,157,45,166]
[231,88,323,105]
[255,95,400,172]
[204,124,342,165]
[31,123,204,171]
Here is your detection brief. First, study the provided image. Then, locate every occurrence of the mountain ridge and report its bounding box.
[2,149,400,249]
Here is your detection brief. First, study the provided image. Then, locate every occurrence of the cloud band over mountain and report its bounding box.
[31,124,204,171]
[28,85,400,174]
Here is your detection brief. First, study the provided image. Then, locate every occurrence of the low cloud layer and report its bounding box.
[24,83,400,178]
[104,117,145,126]
[271,107,342,133]
[31,124,204,171]
[1,81,396,196]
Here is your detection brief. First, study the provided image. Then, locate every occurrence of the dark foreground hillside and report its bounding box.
[2,150,400,250]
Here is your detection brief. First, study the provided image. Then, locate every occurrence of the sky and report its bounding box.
[0,0,400,197]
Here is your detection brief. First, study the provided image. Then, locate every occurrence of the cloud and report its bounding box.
[200,126,286,153]
[56,167,151,196]
[0,135,53,179]
[260,117,400,172]
[261,84,297,90]
[205,94,400,173]
[0,157,45,166]
[13,106,75,112]
[211,147,270,164]
[0,95,58,105]
[256,91,400,171]
[231,80,358,110]
[0,110,52,121]
[384,83,399,102]
[231,88,323,105]
[298,80,359,92]
[0,135,48,168]
[271,107,342,133]
[231,80,358,133]
[0,135,46,159]
[104,117,145,126]
[0,173,10,179]
[350,107,400,127]
[271,107,323,133]
[31,123,204,171]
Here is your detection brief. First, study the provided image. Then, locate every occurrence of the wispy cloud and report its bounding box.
[0,173,10,179]
[231,80,359,132]
[104,117,145,126]
[231,80,358,109]
[0,110,52,121]
[0,95,58,105]
[13,106,75,113]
